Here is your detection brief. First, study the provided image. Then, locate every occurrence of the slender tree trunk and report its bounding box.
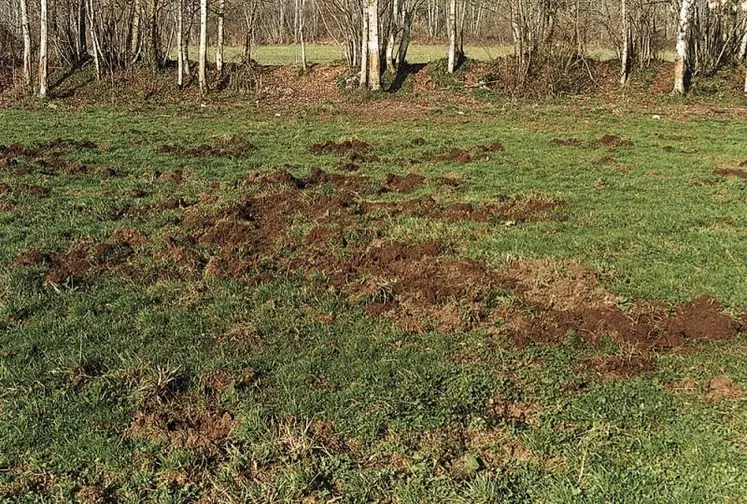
[20,0,32,92]
[216,0,225,75]
[385,0,399,72]
[360,3,368,87]
[447,0,457,72]
[299,0,307,70]
[177,0,184,85]
[397,7,411,67]
[39,0,48,98]
[77,0,88,61]
[131,0,142,63]
[673,0,694,94]
[198,0,207,94]
[148,0,159,70]
[620,0,631,85]
[88,0,101,80]
[367,0,380,90]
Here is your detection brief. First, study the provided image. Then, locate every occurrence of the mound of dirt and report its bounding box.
[309,139,371,155]
[594,135,634,148]
[0,138,98,177]
[714,168,747,180]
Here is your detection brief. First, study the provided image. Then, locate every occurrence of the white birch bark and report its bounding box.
[88,0,101,81]
[20,0,32,91]
[620,0,630,85]
[198,0,207,94]
[385,0,399,72]
[39,0,48,98]
[216,0,225,75]
[447,0,457,73]
[300,0,307,70]
[359,3,368,87]
[367,0,380,90]
[673,0,694,94]
[177,0,184,86]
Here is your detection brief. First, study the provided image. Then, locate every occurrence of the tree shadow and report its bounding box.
[50,57,89,91]
[388,63,427,93]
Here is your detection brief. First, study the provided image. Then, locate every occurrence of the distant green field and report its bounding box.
[181,43,664,66]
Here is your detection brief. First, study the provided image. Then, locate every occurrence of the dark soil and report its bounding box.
[550,138,584,147]
[308,139,371,155]
[13,167,741,377]
[0,138,97,176]
[714,168,747,180]
[594,135,634,148]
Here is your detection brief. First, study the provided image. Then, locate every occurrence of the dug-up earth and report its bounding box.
[7,136,745,380]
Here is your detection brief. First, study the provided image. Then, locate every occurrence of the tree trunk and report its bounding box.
[360,3,368,87]
[299,0,307,70]
[673,0,694,94]
[130,0,142,64]
[385,0,399,72]
[397,7,412,68]
[367,0,380,90]
[20,0,32,92]
[148,0,160,70]
[620,0,631,85]
[39,0,48,98]
[177,0,184,86]
[88,0,101,80]
[447,0,457,72]
[216,0,225,75]
[198,0,207,94]
[77,0,88,62]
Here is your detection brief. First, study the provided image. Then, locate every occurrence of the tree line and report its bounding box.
[1,0,747,97]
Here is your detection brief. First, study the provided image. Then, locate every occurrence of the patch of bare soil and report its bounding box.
[594,135,634,148]
[31,227,148,285]
[0,138,97,176]
[704,375,744,402]
[308,139,380,171]
[158,136,256,158]
[550,138,584,147]
[714,168,747,180]
[14,167,741,378]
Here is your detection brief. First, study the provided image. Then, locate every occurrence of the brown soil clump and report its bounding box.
[704,375,744,402]
[714,168,747,180]
[382,173,426,193]
[550,138,584,147]
[594,135,634,148]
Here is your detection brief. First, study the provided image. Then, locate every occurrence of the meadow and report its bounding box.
[0,96,746,502]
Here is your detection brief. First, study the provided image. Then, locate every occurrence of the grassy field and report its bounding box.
[0,101,746,502]
[184,43,641,65]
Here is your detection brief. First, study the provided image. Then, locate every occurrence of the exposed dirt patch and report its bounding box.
[41,227,148,285]
[0,138,97,176]
[382,173,425,193]
[589,355,655,378]
[429,148,474,164]
[714,168,747,180]
[594,135,634,148]
[129,402,238,450]
[550,138,584,147]
[704,375,744,402]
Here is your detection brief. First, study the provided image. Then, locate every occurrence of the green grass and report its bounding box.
[0,102,746,502]
[182,42,659,66]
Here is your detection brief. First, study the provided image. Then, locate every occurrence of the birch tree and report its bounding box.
[359,1,368,87]
[447,0,457,72]
[673,0,694,94]
[216,0,225,75]
[39,0,49,98]
[177,0,185,86]
[20,0,32,92]
[620,0,631,85]
[198,0,207,94]
[367,0,380,89]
